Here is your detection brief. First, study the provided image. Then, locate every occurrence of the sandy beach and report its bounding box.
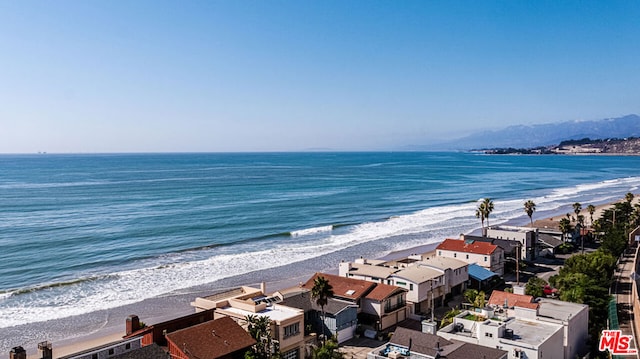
[18,195,634,359]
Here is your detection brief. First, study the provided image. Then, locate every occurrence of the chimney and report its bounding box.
[126,315,140,335]
[260,282,266,294]
[421,320,437,335]
[38,342,52,359]
[9,347,26,359]
[459,234,465,240]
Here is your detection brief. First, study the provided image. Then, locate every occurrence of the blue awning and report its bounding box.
[468,263,498,281]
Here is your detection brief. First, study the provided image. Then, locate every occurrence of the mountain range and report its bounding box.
[417,114,640,151]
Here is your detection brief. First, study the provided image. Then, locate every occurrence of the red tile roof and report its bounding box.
[365,283,407,301]
[436,238,498,255]
[302,272,376,301]
[514,301,539,310]
[166,317,256,359]
[488,290,534,308]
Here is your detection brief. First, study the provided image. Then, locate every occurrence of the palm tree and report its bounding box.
[473,291,487,309]
[463,289,479,305]
[626,192,635,204]
[440,308,462,327]
[477,198,494,235]
[587,204,596,227]
[246,315,273,359]
[482,198,494,227]
[572,202,582,222]
[559,218,572,242]
[311,275,334,343]
[524,200,536,226]
[475,207,486,235]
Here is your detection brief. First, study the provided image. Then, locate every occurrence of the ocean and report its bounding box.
[1,152,640,348]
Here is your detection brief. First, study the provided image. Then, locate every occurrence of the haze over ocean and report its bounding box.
[1,152,640,348]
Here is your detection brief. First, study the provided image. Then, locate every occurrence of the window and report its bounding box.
[125,343,131,350]
[466,254,469,259]
[485,332,493,338]
[438,251,442,256]
[387,280,392,285]
[484,256,488,262]
[396,281,407,286]
[454,253,457,258]
[284,323,300,338]
[409,284,413,290]
[282,349,299,359]
[108,349,114,356]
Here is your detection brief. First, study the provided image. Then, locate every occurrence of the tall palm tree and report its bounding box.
[587,204,596,227]
[311,275,334,343]
[524,200,536,226]
[475,206,486,235]
[477,198,494,235]
[559,218,572,242]
[572,202,582,222]
[482,198,494,227]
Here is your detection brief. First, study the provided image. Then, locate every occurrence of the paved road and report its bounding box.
[612,244,639,358]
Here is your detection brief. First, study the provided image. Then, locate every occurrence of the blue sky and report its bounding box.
[1,1,639,153]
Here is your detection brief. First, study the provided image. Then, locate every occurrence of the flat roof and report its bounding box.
[348,263,397,279]
[504,319,563,346]
[418,256,468,270]
[219,304,302,322]
[393,266,441,283]
[537,298,588,321]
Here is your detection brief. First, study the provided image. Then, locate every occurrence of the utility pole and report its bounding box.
[516,242,521,286]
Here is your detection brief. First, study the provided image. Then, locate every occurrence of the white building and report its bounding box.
[486,291,589,359]
[438,310,564,359]
[435,238,504,275]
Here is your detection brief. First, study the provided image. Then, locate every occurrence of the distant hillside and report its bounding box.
[481,137,640,155]
[425,114,640,150]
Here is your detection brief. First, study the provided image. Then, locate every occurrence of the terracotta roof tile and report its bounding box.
[514,301,539,310]
[166,317,255,359]
[301,273,376,301]
[488,290,533,308]
[365,283,406,301]
[436,238,498,255]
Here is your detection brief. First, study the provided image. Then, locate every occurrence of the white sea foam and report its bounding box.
[290,225,334,237]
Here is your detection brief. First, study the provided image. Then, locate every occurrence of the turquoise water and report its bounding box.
[1,152,640,328]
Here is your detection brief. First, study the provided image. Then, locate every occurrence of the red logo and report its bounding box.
[599,330,638,355]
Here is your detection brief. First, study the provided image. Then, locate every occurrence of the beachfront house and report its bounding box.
[213,301,305,359]
[299,272,408,333]
[486,226,538,261]
[435,238,504,275]
[275,286,358,343]
[409,254,469,296]
[338,255,468,317]
[166,317,256,359]
[124,311,216,346]
[190,285,306,359]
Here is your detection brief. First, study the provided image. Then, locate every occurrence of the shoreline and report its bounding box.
[16,196,630,358]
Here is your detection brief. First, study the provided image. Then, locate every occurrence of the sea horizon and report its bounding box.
[2,151,640,351]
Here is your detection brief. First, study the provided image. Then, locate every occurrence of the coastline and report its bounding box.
[16,196,629,358]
